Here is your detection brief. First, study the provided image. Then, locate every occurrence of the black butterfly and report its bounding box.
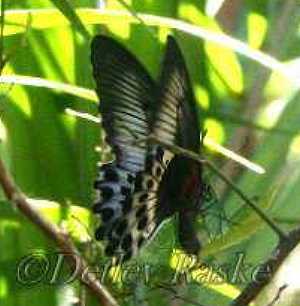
[91,35,210,261]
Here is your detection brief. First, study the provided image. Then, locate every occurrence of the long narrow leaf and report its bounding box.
[0,75,97,102]
[3,9,300,86]
[48,0,90,39]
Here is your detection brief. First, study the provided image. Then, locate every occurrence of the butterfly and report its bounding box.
[91,34,210,261]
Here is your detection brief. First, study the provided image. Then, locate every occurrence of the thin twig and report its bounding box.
[266,284,288,306]
[0,158,119,306]
[65,108,265,174]
[134,135,288,240]
[156,283,208,306]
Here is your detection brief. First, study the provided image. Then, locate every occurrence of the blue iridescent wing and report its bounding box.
[91,35,156,172]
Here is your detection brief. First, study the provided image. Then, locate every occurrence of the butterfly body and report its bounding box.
[91,35,205,261]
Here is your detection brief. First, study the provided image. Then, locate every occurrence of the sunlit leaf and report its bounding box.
[3,9,299,87]
[170,249,241,299]
[29,198,91,243]
[247,12,268,49]
[0,75,97,102]
[48,0,90,39]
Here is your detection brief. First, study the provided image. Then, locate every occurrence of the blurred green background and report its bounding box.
[1,0,300,305]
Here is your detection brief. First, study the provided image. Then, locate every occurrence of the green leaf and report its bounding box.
[0,75,97,102]
[48,0,90,39]
[3,9,298,88]
[30,199,91,243]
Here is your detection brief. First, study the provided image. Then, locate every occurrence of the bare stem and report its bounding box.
[155,283,208,306]
[0,158,119,306]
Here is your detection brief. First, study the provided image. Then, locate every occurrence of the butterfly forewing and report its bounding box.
[154,36,200,150]
[154,37,204,256]
[91,35,156,172]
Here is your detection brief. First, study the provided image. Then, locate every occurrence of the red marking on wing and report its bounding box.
[182,166,200,199]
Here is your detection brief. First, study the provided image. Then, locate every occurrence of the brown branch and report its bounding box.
[216,0,242,34]
[266,284,288,306]
[231,229,300,306]
[0,158,119,306]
